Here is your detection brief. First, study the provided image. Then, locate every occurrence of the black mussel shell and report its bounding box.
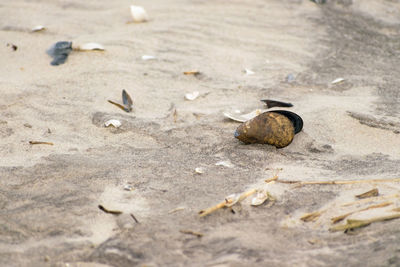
[272,110,303,134]
[47,41,73,66]
[261,99,293,109]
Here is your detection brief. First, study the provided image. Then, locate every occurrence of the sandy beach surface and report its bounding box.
[1,0,400,266]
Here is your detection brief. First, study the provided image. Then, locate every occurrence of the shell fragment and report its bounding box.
[104,119,121,128]
[251,191,271,206]
[184,91,200,101]
[32,25,45,32]
[142,55,156,60]
[244,68,255,75]
[215,160,234,168]
[223,109,267,122]
[331,77,345,84]
[195,167,205,174]
[76,43,105,51]
[130,5,149,22]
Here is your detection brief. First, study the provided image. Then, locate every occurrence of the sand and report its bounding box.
[1,0,400,266]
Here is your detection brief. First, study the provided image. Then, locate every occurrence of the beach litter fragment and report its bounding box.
[104,119,121,128]
[31,25,45,32]
[29,141,54,145]
[215,160,234,168]
[223,109,267,123]
[355,188,379,199]
[234,110,303,148]
[180,230,203,238]
[142,55,156,60]
[98,205,122,215]
[199,189,257,217]
[130,5,148,23]
[47,41,72,65]
[108,89,133,112]
[260,99,293,109]
[331,77,345,84]
[184,91,199,101]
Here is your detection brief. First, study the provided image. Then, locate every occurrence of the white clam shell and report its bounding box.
[130,5,149,22]
[223,109,267,122]
[32,25,45,32]
[104,119,121,128]
[184,91,200,101]
[251,191,270,206]
[331,77,345,84]
[78,43,104,51]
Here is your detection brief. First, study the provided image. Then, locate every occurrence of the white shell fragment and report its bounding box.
[32,25,45,32]
[223,109,267,122]
[215,160,234,168]
[123,185,134,191]
[130,5,149,22]
[184,91,200,101]
[195,167,205,174]
[251,191,270,206]
[331,77,345,84]
[77,43,105,51]
[142,55,156,60]
[244,68,255,75]
[104,119,121,128]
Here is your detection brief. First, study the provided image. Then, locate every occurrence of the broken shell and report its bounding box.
[244,68,255,75]
[104,119,121,128]
[184,91,199,101]
[223,109,267,122]
[32,25,45,32]
[260,99,293,109]
[251,191,270,206]
[331,77,345,84]
[234,111,303,148]
[215,160,234,168]
[130,5,148,22]
[195,167,205,174]
[76,42,104,51]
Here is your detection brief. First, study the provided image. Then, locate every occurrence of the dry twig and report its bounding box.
[330,213,400,232]
[331,201,393,224]
[199,189,257,217]
[29,141,54,145]
[180,230,203,237]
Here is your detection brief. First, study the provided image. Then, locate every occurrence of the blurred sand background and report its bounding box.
[1,0,400,266]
